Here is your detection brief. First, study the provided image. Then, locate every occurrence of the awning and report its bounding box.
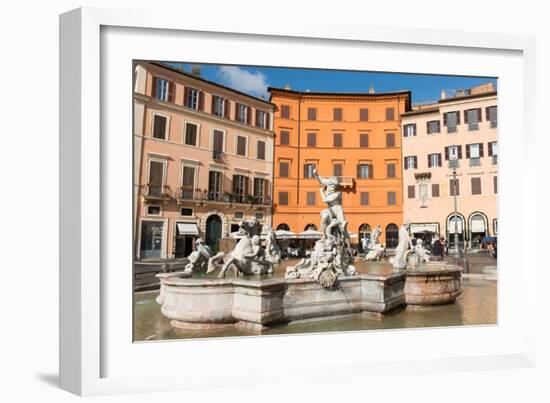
[177,222,199,236]
[471,217,487,233]
[410,223,439,234]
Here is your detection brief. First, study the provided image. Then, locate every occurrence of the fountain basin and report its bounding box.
[405,263,463,305]
[156,271,406,332]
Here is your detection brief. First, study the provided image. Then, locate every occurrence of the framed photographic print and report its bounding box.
[60,6,537,396]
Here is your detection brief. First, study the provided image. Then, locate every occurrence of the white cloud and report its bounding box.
[217,66,269,99]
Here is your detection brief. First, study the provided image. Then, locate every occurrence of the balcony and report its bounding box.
[468,123,479,131]
[447,126,457,134]
[469,157,481,167]
[492,155,498,165]
[143,184,172,202]
[490,120,497,129]
[448,159,459,169]
[212,150,224,161]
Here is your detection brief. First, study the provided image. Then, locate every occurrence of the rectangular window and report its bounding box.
[236,136,247,156]
[307,108,317,121]
[255,212,264,220]
[237,104,248,124]
[386,132,395,147]
[486,106,497,128]
[444,111,460,133]
[257,140,266,160]
[333,163,343,177]
[181,166,195,199]
[278,192,289,206]
[494,176,497,193]
[386,108,395,121]
[208,171,222,200]
[306,192,316,206]
[428,153,442,168]
[445,145,462,163]
[432,183,440,197]
[181,208,193,216]
[357,164,372,179]
[212,95,225,117]
[185,87,200,110]
[148,160,164,196]
[465,108,481,131]
[387,163,396,178]
[147,205,161,216]
[403,124,416,137]
[256,110,267,129]
[280,131,290,145]
[360,133,369,148]
[404,156,417,170]
[281,105,290,119]
[427,120,441,134]
[333,108,343,121]
[359,108,369,121]
[154,78,169,101]
[307,132,317,147]
[304,163,316,178]
[152,115,167,140]
[184,122,198,146]
[489,141,498,164]
[471,177,482,195]
[212,129,224,159]
[360,192,369,205]
[253,178,265,204]
[387,191,397,205]
[234,211,244,220]
[232,175,249,203]
[279,161,289,178]
[333,133,343,147]
[407,185,415,199]
[449,178,460,196]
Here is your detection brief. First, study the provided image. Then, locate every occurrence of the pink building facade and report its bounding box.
[134,62,275,260]
[401,84,498,250]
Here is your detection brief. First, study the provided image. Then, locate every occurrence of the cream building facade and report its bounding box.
[134,62,275,260]
[401,84,498,250]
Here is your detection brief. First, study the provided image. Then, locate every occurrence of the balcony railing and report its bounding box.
[492,155,498,165]
[448,159,459,169]
[469,157,481,167]
[490,120,497,128]
[468,123,479,131]
[447,126,457,133]
[212,150,224,161]
[175,187,272,206]
[144,184,172,199]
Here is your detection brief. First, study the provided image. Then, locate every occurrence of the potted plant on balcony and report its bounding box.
[246,194,256,208]
[222,191,233,206]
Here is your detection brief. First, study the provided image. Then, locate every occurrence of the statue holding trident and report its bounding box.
[313,168,349,241]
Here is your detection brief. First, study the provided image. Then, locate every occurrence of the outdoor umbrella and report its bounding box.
[275,229,296,239]
[298,229,323,239]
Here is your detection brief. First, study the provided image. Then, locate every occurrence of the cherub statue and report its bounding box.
[183,238,211,273]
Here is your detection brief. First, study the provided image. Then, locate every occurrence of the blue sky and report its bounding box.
[167,62,497,104]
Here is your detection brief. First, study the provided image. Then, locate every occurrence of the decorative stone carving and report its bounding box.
[183,238,212,274]
[285,169,356,287]
[406,238,431,269]
[390,221,413,270]
[209,218,273,278]
[364,224,386,261]
[264,226,281,264]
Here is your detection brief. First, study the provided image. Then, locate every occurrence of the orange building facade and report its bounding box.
[270,88,411,247]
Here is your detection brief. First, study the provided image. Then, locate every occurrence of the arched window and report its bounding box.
[277,223,290,231]
[385,224,399,248]
[304,223,317,231]
[358,224,371,240]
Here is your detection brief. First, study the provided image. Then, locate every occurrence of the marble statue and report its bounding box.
[264,226,281,264]
[364,224,386,262]
[404,238,431,270]
[285,170,356,288]
[183,238,212,274]
[390,221,413,270]
[209,218,273,278]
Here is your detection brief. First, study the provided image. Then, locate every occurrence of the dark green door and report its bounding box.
[205,215,222,248]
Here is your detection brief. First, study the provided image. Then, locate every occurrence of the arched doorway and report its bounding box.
[205,214,222,248]
[277,223,290,231]
[469,212,488,249]
[358,224,371,252]
[385,224,399,249]
[304,223,317,231]
[446,213,465,251]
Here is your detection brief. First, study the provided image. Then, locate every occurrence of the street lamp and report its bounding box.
[451,166,460,257]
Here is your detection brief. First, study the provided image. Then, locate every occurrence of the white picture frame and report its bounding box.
[60,6,537,396]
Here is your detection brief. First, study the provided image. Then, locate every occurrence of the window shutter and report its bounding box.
[152,76,158,98]
[211,96,216,115]
[458,145,463,159]
[444,147,449,160]
[198,91,204,111]
[443,113,447,126]
[464,110,469,124]
[466,144,471,159]
[247,107,252,125]
[413,124,417,136]
[479,143,484,157]
[478,108,483,122]
[408,185,415,199]
[456,111,461,125]
[414,156,418,169]
[356,164,361,178]
[265,113,270,130]
[234,103,239,120]
[427,155,432,168]
[264,179,270,199]
[167,81,174,103]
[488,142,493,156]
[369,164,374,179]
[438,154,442,167]
[183,87,189,107]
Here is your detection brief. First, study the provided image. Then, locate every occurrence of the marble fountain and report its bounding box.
[156,170,462,332]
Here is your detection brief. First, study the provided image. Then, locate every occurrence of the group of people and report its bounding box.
[430,236,448,259]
